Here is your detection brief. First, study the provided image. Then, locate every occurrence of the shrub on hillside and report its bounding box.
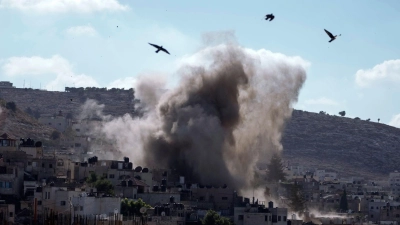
[6,102,16,112]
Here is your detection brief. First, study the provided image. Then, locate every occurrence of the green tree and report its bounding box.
[120,198,151,217]
[339,189,348,212]
[266,153,286,182]
[339,111,346,117]
[86,173,98,185]
[50,130,61,140]
[202,210,232,225]
[288,183,306,215]
[89,174,114,195]
[121,198,132,216]
[132,199,151,216]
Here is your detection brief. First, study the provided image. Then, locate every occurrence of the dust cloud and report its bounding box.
[77,31,309,192]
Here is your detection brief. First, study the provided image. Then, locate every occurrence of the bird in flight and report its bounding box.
[148,43,170,55]
[265,14,275,21]
[324,29,341,43]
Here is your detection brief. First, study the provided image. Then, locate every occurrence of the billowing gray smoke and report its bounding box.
[79,32,309,191]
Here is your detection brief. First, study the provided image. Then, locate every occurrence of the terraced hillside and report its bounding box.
[281,110,400,179]
[0,99,56,140]
[0,87,137,117]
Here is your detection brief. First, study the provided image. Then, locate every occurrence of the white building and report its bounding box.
[389,171,400,197]
[314,170,337,182]
[234,201,288,225]
[71,195,121,217]
[39,112,69,133]
[34,185,85,216]
[0,200,15,224]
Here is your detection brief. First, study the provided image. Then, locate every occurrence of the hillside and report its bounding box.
[0,99,56,141]
[281,110,400,179]
[1,87,399,179]
[0,87,137,117]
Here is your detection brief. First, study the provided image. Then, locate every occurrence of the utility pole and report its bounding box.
[34,198,37,225]
[69,197,73,225]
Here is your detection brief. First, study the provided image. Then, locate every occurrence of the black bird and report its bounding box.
[265,14,275,21]
[324,29,341,43]
[148,43,170,55]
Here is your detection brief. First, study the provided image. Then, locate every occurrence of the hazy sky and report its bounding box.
[0,0,399,127]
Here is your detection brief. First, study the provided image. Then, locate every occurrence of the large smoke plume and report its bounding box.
[79,32,309,191]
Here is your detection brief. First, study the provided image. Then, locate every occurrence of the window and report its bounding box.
[28,162,32,165]
[278,216,281,221]
[0,182,13,188]
[61,201,66,206]
[371,215,373,218]
[80,206,83,211]
[284,216,287,221]
[238,215,244,221]
[109,174,115,179]
[42,163,45,168]
[9,212,13,217]
[49,164,53,168]
[38,201,42,205]
[222,197,228,200]
[265,216,268,221]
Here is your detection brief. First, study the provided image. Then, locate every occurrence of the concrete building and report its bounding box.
[389,171,400,197]
[0,81,15,88]
[19,138,43,158]
[115,178,149,199]
[314,169,337,182]
[368,200,392,222]
[137,192,181,206]
[34,184,93,217]
[191,185,235,212]
[0,200,15,224]
[25,157,57,181]
[234,200,288,225]
[71,195,121,217]
[0,133,17,152]
[38,111,69,132]
[0,163,24,198]
[378,202,400,223]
